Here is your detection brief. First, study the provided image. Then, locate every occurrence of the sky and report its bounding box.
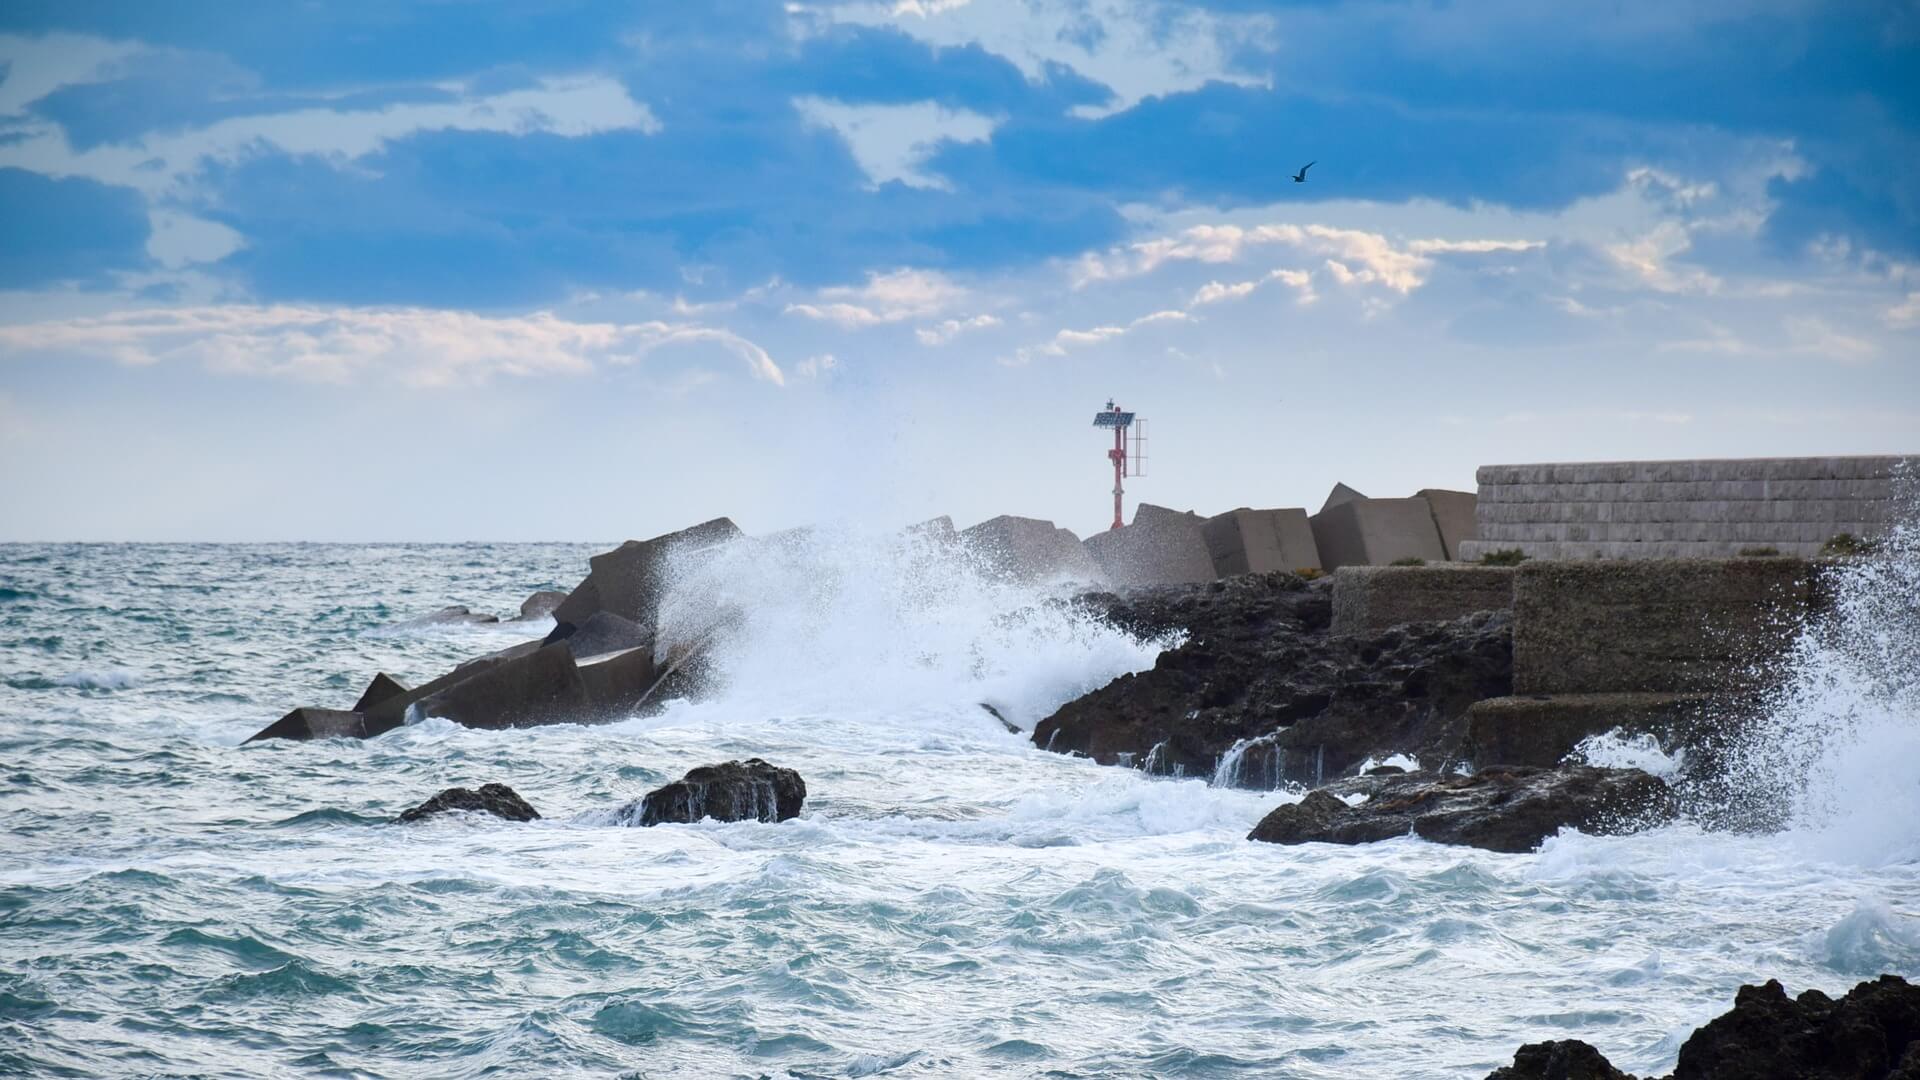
[0,0,1915,542]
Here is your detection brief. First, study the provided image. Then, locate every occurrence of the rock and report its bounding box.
[1037,575,1510,786]
[244,706,396,744]
[411,641,593,729]
[350,673,409,713]
[959,514,1105,586]
[1247,765,1675,853]
[515,590,568,621]
[550,517,743,634]
[1669,975,1920,1080]
[1481,975,1920,1080]
[1486,1040,1637,1080]
[617,759,806,826]
[398,605,498,627]
[1083,503,1217,587]
[560,610,651,661]
[396,783,540,823]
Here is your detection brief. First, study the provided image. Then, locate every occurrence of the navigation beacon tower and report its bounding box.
[1092,399,1148,531]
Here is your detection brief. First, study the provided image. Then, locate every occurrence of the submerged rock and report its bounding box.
[1487,1039,1636,1080]
[1482,975,1920,1080]
[514,590,568,621]
[396,783,540,823]
[1247,765,1674,853]
[618,759,806,826]
[398,605,499,627]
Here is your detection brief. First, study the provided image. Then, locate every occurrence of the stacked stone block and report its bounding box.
[1459,455,1915,560]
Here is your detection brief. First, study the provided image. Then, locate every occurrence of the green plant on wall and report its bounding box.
[1479,548,1529,566]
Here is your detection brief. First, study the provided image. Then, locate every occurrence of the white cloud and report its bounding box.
[793,96,997,189]
[0,305,783,387]
[1887,292,1920,328]
[825,0,1272,116]
[1191,280,1257,306]
[786,268,969,327]
[0,33,141,117]
[794,353,840,378]
[1075,222,1444,295]
[916,313,1001,344]
[1008,308,1190,364]
[1606,221,1722,294]
[0,75,659,199]
[146,211,246,269]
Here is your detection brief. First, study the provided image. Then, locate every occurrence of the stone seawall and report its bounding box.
[1330,564,1516,635]
[1458,455,1914,560]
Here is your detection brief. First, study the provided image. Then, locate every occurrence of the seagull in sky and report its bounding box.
[1292,161,1315,183]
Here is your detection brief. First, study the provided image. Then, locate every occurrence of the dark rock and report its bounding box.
[979,702,1019,733]
[351,673,409,713]
[515,590,568,621]
[396,783,540,823]
[244,706,398,744]
[1481,975,1920,1080]
[1487,1039,1637,1080]
[1036,574,1510,786]
[411,641,592,729]
[1247,765,1675,853]
[618,759,806,826]
[550,518,743,633]
[1670,975,1920,1080]
[399,605,498,627]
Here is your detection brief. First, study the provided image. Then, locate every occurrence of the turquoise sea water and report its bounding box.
[2,539,1917,1077]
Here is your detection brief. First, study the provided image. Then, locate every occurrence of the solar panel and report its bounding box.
[1092,411,1135,428]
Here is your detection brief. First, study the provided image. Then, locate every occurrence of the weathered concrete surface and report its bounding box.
[1330,564,1515,635]
[577,645,660,718]
[1311,496,1449,570]
[245,707,395,743]
[411,641,593,729]
[960,514,1105,585]
[1512,558,1817,695]
[1418,488,1478,560]
[561,610,650,660]
[1321,482,1367,512]
[351,673,409,714]
[1083,503,1216,586]
[550,517,743,632]
[1202,507,1321,575]
[1460,454,1917,560]
[1465,692,1725,768]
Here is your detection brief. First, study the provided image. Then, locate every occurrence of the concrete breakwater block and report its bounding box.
[245,706,393,743]
[1311,495,1449,570]
[1083,503,1216,587]
[1417,488,1478,560]
[1201,507,1321,575]
[960,514,1105,585]
[1465,691,1727,769]
[1330,564,1516,635]
[1511,557,1819,695]
[549,517,743,633]
[412,641,593,729]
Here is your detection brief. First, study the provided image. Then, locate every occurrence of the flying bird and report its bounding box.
[1292,161,1315,183]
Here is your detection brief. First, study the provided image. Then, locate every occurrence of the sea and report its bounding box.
[2,520,1916,1078]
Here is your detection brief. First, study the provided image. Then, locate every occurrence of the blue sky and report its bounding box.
[0,0,1915,540]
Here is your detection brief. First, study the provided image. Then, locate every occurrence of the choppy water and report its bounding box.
[2,533,1917,1078]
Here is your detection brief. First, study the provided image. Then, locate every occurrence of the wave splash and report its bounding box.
[651,522,1166,729]
[1718,473,1920,865]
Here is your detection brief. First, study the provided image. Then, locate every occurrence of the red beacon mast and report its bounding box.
[1091,399,1148,530]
